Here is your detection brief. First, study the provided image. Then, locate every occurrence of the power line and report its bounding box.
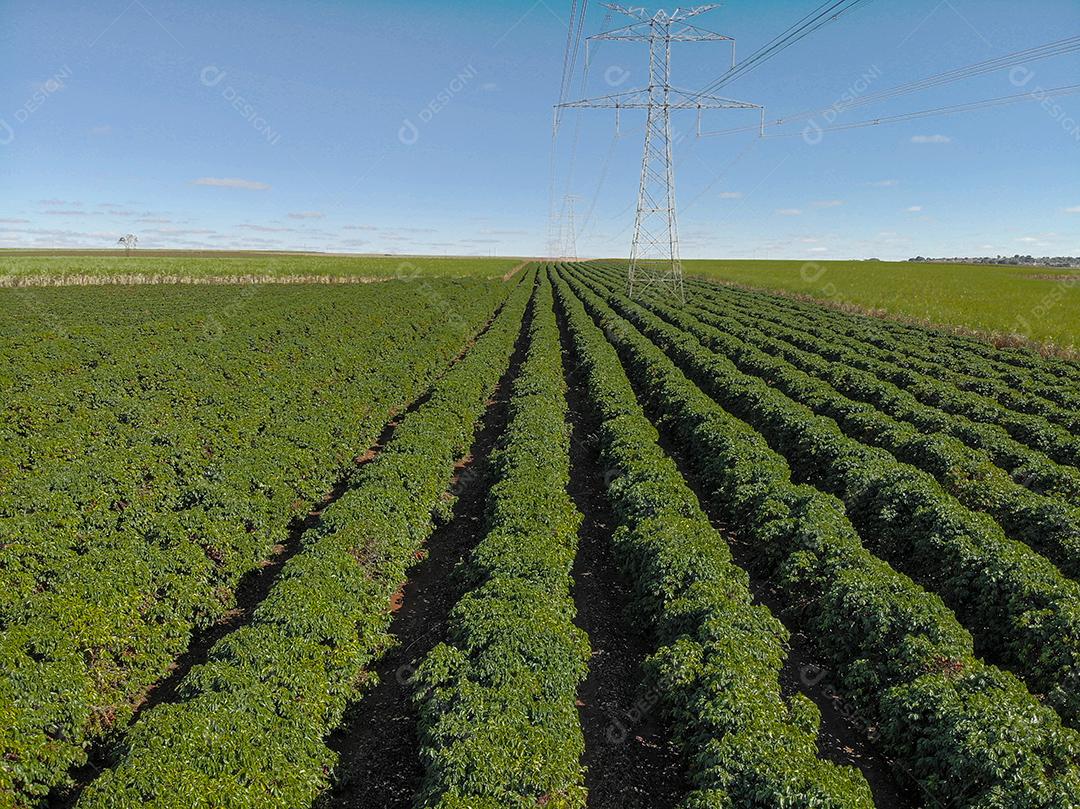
[550,0,591,256]
[678,0,874,107]
[704,33,1080,135]
[555,0,590,127]
[700,35,1080,137]
[759,83,1080,138]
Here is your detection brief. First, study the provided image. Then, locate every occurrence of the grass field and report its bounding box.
[683,259,1080,353]
[0,251,524,285]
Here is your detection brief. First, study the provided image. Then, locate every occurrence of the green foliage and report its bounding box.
[682,257,1080,354]
[0,253,521,282]
[558,265,1080,807]
[681,269,1080,437]
[0,279,511,803]
[575,266,1080,728]
[552,270,873,808]
[413,271,590,808]
[581,265,1080,578]
[66,270,537,808]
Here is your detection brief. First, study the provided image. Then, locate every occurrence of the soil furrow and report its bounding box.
[598,309,920,808]
[558,291,687,809]
[314,290,533,809]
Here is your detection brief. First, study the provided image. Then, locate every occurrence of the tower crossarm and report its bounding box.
[557,89,655,110]
[669,88,762,110]
[600,3,650,21]
[590,21,732,42]
[558,88,760,111]
[668,4,722,21]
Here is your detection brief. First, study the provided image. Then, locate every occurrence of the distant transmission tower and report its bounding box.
[557,4,762,302]
[563,194,580,260]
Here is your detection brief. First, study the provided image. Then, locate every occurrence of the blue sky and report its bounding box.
[1,0,1078,259]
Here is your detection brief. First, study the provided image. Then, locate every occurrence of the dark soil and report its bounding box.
[557,289,688,809]
[637,388,920,809]
[314,289,534,809]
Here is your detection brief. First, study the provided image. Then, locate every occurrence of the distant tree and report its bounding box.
[118,234,138,256]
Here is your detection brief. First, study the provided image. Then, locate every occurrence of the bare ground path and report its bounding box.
[557,292,687,809]
[313,292,533,809]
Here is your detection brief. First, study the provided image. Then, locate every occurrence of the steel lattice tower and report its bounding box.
[558,4,762,302]
[563,194,580,260]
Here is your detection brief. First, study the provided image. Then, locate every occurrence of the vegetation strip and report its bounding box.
[708,281,1080,415]
[572,266,1080,726]
[557,264,1080,807]
[557,290,687,808]
[67,269,537,808]
[684,273,1080,428]
[314,293,531,809]
[1,279,508,805]
[553,269,874,807]
[680,261,1080,369]
[582,265,1080,579]
[411,270,591,808]
[0,274,389,287]
[676,272,1080,501]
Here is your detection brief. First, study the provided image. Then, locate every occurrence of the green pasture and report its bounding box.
[682,259,1080,352]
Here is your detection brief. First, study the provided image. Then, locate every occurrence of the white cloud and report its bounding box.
[776,208,802,216]
[910,135,952,144]
[0,218,30,224]
[482,82,499,92]
[1066,206,1080,214]
[906,206,923,213]
[1017,237,1040,244]
[288,211,324,219]
[145,227,217,236]
[808,247,829,253]
[719,191,743,199]
[813,200,844,208]
[240,224,297,233]
[479,229,528,237]
[868,179,899,187]
[43,210,88,216]
[193,177,271,190]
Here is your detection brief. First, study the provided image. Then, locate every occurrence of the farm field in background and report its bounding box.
[683,258,1080,353]
[0,251,523,285]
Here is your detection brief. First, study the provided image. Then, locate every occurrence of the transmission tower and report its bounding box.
[557,4,762,302]
[563,194,580,260]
